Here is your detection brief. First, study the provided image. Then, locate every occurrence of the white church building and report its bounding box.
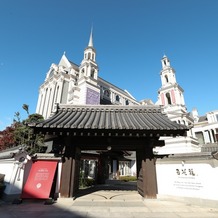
[36,30,139,121]
[35,30,218,176]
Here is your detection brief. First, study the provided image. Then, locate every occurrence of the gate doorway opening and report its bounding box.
[79,150,137,191]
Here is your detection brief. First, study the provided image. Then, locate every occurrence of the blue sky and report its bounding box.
[0,0,218,130]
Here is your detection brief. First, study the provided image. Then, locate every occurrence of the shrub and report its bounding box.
[79,172,95,188]
[119,176,137,182]
[85,178,95,187]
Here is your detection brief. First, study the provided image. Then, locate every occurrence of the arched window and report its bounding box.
[91,69,95,78]
[125,100,129,105]
[55,86,59,103]
[49,69,54,77]
[212,129,216,142]
[46,88,52,118]
[116,95,120,102]
[165,75,169,83]
[104,89,110,98]
[42,88,48,118]
[39,94,43,114]
[166,92,172,105]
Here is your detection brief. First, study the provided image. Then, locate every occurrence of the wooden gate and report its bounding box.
[59,146,81,198]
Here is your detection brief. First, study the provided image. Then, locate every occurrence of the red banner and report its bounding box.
[22,161,57,199]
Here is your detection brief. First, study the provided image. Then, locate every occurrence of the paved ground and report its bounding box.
[0,184,218,218]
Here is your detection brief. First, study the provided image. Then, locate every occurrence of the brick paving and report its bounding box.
[0,183,218,218]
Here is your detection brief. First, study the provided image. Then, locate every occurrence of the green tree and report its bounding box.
[1,104,45,154]
[13,113,45,154]
[14,112,21,123]
[22,104,29,115]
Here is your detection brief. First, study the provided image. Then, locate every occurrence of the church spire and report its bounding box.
[79,28,98,81]
[88,27,93,47]
[82,27,96,62]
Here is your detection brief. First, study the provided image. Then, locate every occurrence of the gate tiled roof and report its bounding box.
[31,105,188,137]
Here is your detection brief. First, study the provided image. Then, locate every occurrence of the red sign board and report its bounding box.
[22,161,58,199]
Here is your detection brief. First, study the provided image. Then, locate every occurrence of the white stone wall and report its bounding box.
[156,155,218,201]
[154,136,200,155]
[0,159,26,196]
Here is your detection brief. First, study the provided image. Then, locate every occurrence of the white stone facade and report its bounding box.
[191,110,218,151]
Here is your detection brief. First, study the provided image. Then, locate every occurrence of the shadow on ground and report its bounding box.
[0,181,138,218]
[75,180,137,199]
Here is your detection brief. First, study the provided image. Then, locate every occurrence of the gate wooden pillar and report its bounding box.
[136,140,157,199]
[97,153,108,184]
[59,140,81,198]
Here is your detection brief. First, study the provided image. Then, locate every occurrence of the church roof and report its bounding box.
[198,115,207,122]
[98,77,138,101]
[31,105,188,137]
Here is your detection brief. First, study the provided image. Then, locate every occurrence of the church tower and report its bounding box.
[76,28,100,104]
[157,55,188,124]
[155,55,199,154]
[158,55,186,109]
[36,29,100,119]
